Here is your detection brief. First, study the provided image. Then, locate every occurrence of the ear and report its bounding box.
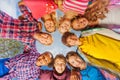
[38,22,42,31]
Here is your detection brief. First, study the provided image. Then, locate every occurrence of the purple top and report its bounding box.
[2,47,41,80]
[40,67,71,80]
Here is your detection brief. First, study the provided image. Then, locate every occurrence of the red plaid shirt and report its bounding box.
[0,5,39,51]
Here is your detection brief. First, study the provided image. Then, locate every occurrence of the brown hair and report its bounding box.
[43,51,54,67]
[39,32,53,45]
[54,54,66,65]
[66,51,85,69]
[71,14,86,31]
[66,51,78,60]
[62,32,75,47]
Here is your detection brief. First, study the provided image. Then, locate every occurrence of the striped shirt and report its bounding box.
[63,0,89,14]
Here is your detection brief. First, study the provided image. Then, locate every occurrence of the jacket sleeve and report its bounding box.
[19,5,35,22]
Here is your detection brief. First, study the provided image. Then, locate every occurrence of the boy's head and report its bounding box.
[66,51,86,70]
[53,54,66,74]
[34,32,53,45]
[36,51,53,66]
[62,32,79,47]
[71,15,88,31]
[58,17,71,34]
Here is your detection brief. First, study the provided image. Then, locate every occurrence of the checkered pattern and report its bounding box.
[3,47,41,80]
[63,0,89,14]
[0,5,39,51]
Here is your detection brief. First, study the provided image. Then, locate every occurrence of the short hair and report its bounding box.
[54,54,66,65]
[66,51,78,60]
[66,51,85,62]
[43,51,54,67]
[62,32,75,47]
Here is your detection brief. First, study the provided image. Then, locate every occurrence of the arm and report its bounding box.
[18,1,35,21]
[81,65,106,80]
[90,66,106,80]
[82,28,120,40]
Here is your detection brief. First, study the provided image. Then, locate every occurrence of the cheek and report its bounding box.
[54,65,59,70]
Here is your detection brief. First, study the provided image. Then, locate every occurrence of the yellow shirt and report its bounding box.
[79,33,120,74]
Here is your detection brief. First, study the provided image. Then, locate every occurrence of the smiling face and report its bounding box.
[44,19,56,33]
[36,32,53,45]
[72,18,88,30]
[36,52,52,66]
[67,53,86,70]
[78,18,89,29]
[72,19,80,30]
[58,20,71,34]
[54,54,66,74]
[66,35,79,46]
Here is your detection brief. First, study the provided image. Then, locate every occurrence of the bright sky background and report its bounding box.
[0,0,21,18]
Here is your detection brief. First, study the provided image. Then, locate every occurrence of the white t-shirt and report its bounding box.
[99,6,120,25]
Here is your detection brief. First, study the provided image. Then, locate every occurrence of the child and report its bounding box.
[0,47,53,79]
[62,28,120,75]
[39,54,80,80]
[0,1,53,51]
[33,32,53,46]
[66,51,106,80]
[41,12,56,33]
[58,10,78,34]
[71,1,120,32]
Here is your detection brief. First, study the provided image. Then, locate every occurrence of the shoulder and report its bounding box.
[40,70,53,79]
[85,65,100,74]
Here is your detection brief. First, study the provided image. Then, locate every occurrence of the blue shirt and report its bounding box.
[80,65,106,80]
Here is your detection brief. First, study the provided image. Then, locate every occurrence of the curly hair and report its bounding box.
[84,0,109,21]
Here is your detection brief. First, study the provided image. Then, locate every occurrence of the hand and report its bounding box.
[70,70,81,80]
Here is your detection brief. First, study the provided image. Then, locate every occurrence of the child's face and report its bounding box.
[58,20,71,34]
[72,18,88,30]
[36,52,52,66]
[72,19,80,30]
[67,35,79,46]
[54,58,66,74]
[68,55,86,70]
[44,20,56,33]
[37,33,53,45]
[78,18,88,29]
